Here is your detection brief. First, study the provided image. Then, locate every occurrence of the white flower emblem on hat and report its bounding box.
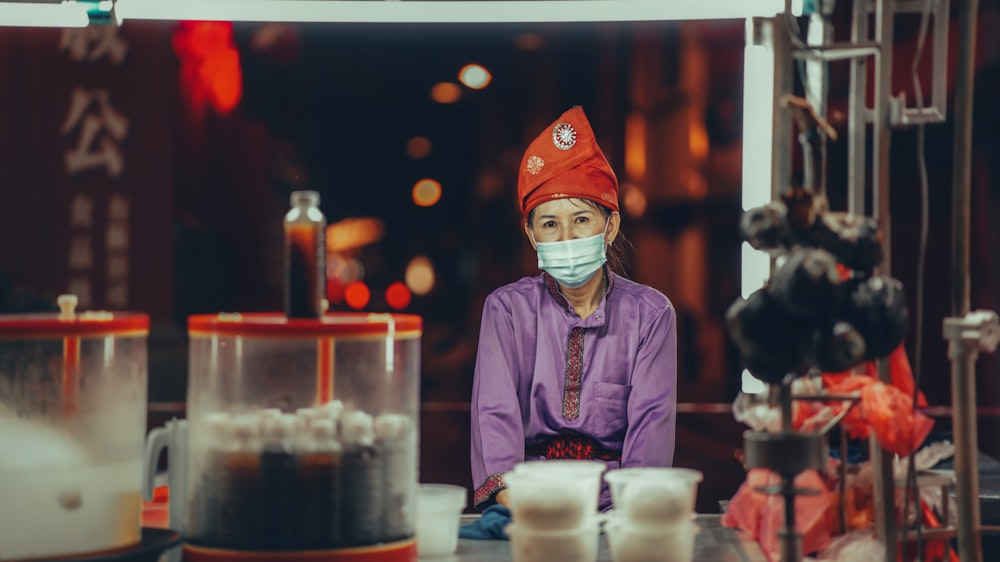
[526,155,544,175]
[552,122,577,150]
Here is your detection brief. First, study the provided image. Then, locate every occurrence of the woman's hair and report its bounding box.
[526,198,633,278]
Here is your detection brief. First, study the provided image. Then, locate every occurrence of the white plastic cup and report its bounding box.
[506,521,600,562]
[416,483,467,558]
[604,467,703,524]
[604,516,701,562]
[505,460,606,531]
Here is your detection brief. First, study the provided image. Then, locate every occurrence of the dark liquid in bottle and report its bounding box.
[298,450,344,548]
[217,451,260,548]
[380,435,415,541]
[285,223,323,318]
[258,448,298,549]
[341,445,383,546]
[185,450,224,546]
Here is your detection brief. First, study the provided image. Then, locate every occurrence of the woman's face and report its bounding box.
[525,198,618,246]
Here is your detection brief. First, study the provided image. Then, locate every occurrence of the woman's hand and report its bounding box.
[495,489,511,507]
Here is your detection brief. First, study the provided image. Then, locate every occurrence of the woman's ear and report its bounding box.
[607,211,621,245]
[524,221,537,250]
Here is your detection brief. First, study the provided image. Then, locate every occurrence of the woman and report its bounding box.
[470,106,678,511]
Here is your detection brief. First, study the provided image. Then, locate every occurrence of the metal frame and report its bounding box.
[769,1,983,561]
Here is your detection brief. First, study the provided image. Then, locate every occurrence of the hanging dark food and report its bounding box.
[839,276,909,360]
[726,289,807,384]
[766,247,842,320]
[741,202,789,252]
[804,321,867,373]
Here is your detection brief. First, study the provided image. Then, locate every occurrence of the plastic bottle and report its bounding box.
[297,418,344,548]
[257,413,298,549]
[217,415,261,548]
[376,413,417,541]
[340,411,382,546]
[284,190,326,318]
[185,413,229,546]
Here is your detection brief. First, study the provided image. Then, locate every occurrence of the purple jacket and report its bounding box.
[470,270,677,510]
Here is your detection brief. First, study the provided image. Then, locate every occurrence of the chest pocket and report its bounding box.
[590,381,630,442]
[593,380,631,403]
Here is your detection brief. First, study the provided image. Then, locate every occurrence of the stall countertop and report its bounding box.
[450,513,768,562]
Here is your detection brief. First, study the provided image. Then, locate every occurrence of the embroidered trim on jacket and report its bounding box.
[563,326,584,420]
[473,472,507,510]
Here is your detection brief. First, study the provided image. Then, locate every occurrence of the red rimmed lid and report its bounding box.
[188,312,423,338]
[0,311,150,338]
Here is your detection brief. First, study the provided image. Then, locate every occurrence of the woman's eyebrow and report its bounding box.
[538,209,593,220]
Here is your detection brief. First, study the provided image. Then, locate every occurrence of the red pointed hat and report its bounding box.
[517,106,619,217]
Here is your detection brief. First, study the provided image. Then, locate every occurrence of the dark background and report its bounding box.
[3,3,1000,514]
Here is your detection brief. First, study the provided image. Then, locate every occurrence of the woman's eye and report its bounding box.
[575,216,589,224]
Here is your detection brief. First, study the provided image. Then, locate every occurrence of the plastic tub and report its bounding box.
[604,467,703,524]
[183,312,422,552]
[416,483,467,558]
[0,301,149,561]
[604,517,700,562]
[505,460,606,530]
[506,521,599,562]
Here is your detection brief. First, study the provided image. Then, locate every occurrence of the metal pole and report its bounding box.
[847,0,869,215]
[771,16,794,202]
[950,0,982,560]
[871,1,897,560]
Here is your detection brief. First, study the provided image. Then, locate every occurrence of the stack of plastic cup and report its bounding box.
[416,483,467,558]
[503,460,606,562]
[603,467,704,562]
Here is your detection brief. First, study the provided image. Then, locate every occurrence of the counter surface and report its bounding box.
[450,514,768,562]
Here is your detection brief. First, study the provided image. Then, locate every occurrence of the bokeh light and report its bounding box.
[385,281,412,310]
[458,64,491,89]
[514,33,544,51]
[412,179,442,207]
[622,183,648,218]
[326,218,385,252]
[326,278,345,305]
[406,136,432,159]
[405,256,436,296]
[430,82,462,104]
[344,281,370,310]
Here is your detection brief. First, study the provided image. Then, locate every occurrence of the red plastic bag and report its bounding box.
[722,469,835,561]
[863,344,928,407]
[823,374,872,440]
[859,381,934,457]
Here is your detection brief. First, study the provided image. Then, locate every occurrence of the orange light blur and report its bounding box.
[689,116,710,163]
[174,22,242,116]
[622,183,648,218]
[412,179,442,207]
[625,112,647,181]
[326,218,385,252]
[385,282,412,310]
[344,281,370,310]
[406,256,435,296]
[430,82,462,104]
[406,136,432,159]
[514,33,544,51]
[458,64,492,89]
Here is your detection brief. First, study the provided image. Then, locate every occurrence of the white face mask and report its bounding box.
[533,223,609,288]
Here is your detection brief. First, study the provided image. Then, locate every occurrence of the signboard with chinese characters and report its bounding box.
[0,24,176,318]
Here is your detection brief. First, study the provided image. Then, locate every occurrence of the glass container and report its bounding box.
[0,298,149,561]
[183,312,421,556]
